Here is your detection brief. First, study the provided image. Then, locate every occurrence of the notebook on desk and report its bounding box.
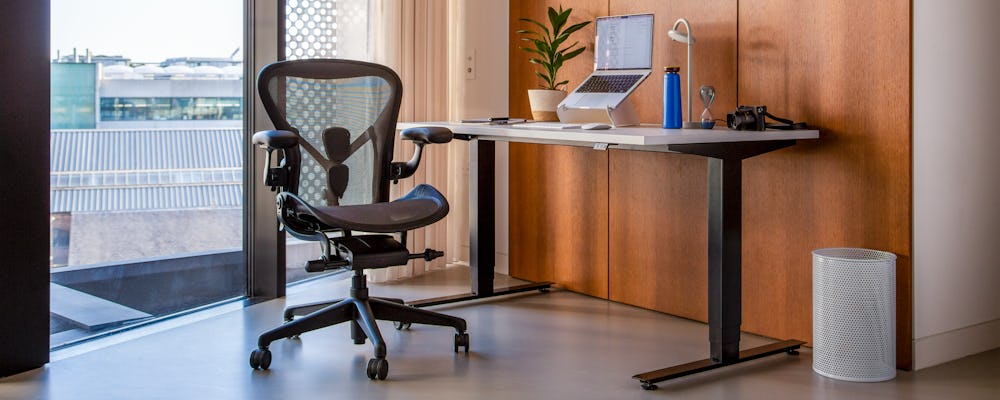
[559,13,654,110]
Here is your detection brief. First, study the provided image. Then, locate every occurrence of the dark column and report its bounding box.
[707,157,743,363]
[0,0,52,377]
[469,139,495,296]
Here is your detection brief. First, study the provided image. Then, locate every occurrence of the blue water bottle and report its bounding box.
[662,66,682,129]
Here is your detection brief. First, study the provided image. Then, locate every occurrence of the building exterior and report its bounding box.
[51,55,243,130]
[46,55,249,343]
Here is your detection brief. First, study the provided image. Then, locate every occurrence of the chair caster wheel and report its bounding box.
[641,382,658,391]
[249,348,272,370]
[454,333,470,353]
[394,321,412,330]
[366,358,388,380]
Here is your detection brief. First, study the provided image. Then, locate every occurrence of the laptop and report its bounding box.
[559,13,654,110]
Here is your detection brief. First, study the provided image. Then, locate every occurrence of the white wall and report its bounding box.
[913,0,1000,369]
[451,0,511,273]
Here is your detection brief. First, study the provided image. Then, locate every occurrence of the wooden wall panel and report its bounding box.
[738,1,912,369]
[608,150,707,320]
[604,0,737,323]
[508,1,610,298]
[508,143,609,298]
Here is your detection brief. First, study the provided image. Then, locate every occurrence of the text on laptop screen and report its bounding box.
[594,14,654,70]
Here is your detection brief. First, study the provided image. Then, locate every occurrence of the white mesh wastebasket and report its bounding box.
[812,248,896,382]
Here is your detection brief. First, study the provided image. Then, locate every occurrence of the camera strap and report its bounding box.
[763,112,808,130]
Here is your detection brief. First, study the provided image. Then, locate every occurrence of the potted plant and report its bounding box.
[517,6,591,121]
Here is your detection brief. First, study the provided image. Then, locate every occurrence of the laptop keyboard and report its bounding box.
[576,74,643,93]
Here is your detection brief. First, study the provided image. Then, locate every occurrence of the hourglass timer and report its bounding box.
[699,85,716,129]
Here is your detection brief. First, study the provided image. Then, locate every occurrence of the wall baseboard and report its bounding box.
[914,318,1000,370]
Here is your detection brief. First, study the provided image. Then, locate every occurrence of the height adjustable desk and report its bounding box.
[397,122,818,389]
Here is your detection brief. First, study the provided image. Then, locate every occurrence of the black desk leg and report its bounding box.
[470,139,496,296]
[408,139,551,308]
[633,146,803,390]
[708,156,742,363]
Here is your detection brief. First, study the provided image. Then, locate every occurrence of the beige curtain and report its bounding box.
[368,0,469,281]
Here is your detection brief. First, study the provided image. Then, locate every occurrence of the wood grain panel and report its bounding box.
[508,0,610,298]
[608,150,708,320]
[738,0,912,369]
[508,143,609,298]
[604,0,738,322]
[509,0,608,119]
[610,0,738,124]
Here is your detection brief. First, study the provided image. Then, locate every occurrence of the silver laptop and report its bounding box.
[559,13,654,110]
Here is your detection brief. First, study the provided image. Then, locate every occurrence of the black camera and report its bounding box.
[727,105,767,131]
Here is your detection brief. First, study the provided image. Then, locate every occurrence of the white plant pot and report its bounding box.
[527,89,566,122]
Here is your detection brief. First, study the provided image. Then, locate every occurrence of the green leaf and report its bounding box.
[550,34,568,51]
[562,46,586,62]
[520,18,550,39]
[520,47,545,56]
[547,7,563,36]
[534,41,551,57]
[533,70,551,83]
[558,21,590,40]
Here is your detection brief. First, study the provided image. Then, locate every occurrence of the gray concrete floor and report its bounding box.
[1,266,998,399]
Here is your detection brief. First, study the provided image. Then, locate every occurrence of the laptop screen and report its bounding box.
[594,14,654,70]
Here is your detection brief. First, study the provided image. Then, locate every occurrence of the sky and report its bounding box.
[51,0,243,63]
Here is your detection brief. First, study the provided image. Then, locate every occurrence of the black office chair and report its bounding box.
[247,59,468,380]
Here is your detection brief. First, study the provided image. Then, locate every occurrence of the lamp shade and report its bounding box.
[669,18,695,44]
[668,29,695,44]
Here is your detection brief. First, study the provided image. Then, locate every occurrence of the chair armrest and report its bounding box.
[390,127,452,183]
[252,130,299,149]
[253,130,300,191]
[400,126,452,144]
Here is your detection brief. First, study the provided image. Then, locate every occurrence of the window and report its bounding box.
[49,0,246,348]
[100,97,243,121]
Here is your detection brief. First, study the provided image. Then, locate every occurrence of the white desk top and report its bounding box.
[397,122,819,147]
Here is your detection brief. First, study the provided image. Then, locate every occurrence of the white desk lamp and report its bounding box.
[668,18,699,128]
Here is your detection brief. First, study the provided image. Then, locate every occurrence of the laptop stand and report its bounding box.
[557,98,641,127]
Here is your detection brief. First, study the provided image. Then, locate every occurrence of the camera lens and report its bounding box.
[727,111,755,130]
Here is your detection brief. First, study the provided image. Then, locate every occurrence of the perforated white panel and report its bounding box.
[285,0,338,60]
[813,248,896,382]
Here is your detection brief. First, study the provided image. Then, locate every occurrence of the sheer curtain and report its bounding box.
[368,0,469,282]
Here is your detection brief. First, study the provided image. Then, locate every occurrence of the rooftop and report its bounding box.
[50,128,243,213]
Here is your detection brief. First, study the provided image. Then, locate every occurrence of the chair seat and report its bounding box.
[306,183,449,233]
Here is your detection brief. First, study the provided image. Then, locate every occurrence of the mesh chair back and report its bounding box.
[257,59,403,205]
